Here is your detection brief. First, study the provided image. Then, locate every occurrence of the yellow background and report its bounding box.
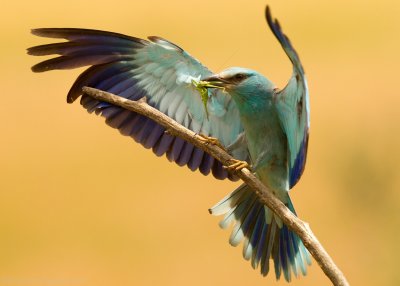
[2,0,400,285]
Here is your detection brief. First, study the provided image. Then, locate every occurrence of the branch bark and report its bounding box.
[82,86,349,286]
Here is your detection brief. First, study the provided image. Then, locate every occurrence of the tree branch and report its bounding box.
[82,86,349,286]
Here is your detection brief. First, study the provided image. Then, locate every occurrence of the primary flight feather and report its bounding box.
[29,5,311,282]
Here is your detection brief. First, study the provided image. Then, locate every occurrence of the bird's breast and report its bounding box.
[241,108,289,194]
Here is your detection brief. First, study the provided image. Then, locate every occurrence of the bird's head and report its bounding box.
[202,67,275,104]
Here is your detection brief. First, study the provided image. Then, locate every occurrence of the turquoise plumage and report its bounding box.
[28,6,311,282]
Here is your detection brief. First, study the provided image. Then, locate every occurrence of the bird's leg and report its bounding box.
[197,133,226,151]
[224,159,251,172]
[226,132,246,153]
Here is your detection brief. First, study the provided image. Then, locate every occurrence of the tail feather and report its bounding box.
[229,195,258,246]
[210,184,247,216]
[258,218,277,276]
[218,188,252,229]
[242,203,263,260]
[209,183,311,282]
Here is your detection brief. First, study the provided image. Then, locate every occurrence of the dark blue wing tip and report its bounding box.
[265,6,292,51]
[289,133,309,188]
[265,5,304,76]
[265,6,290,44]
[265,6,273,26]
[30,28,148,43]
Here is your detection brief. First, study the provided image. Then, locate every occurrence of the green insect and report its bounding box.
[192,79,225,119]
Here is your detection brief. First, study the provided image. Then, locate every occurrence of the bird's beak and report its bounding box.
[201,74,230,88]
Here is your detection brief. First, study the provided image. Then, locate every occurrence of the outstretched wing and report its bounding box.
[266,7,310,188]
[28,28,249,180]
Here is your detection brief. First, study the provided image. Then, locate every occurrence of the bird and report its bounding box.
[28,5,311,282]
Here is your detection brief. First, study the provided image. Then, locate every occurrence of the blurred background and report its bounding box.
[1,0,400,285]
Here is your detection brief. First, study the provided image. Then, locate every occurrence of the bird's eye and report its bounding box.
[233,73,247,81]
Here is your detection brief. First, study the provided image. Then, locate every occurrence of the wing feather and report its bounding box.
[266,7,310,188]
[29,28,248,180]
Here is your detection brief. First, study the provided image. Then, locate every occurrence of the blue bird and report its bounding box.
[28,6,311,282]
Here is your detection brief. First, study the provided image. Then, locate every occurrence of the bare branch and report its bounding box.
[82,86,350,286]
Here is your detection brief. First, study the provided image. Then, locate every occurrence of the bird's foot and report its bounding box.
[223,159,251,172]
[197,134,226,151]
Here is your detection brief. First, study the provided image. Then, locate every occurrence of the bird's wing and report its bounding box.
[29,28,249,180]
[266,8,310,188]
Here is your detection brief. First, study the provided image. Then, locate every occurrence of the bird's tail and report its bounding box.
[209,183,311,282]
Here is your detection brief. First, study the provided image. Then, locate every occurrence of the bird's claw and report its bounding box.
[197,134,227,151]
[223,159,251,172]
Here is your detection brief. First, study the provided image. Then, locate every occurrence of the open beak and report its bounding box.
[201,74,231,88]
